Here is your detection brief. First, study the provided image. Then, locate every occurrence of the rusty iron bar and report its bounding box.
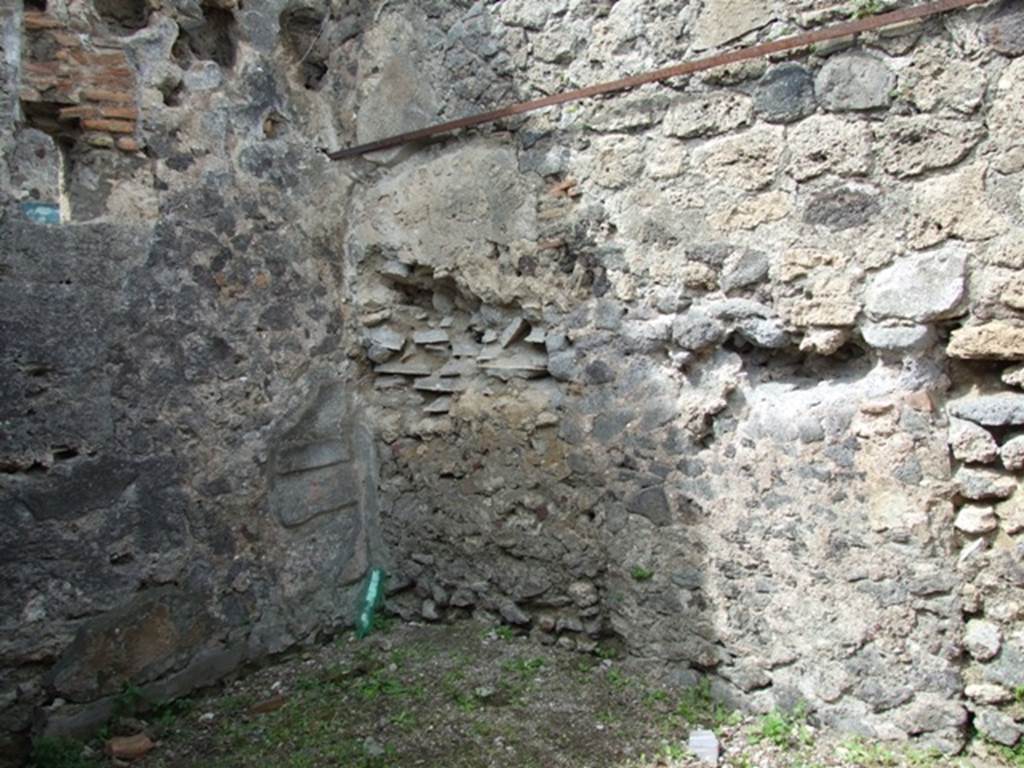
[327,0,987,160]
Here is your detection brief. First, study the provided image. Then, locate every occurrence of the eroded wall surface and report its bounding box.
[2,0,1024,759]
[341,0,1024,753]
[0,0,377,759]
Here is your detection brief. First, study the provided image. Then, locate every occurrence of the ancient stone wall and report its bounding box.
[340,0,1024,753]
[2,0,1024,760]
[0,0,375,760]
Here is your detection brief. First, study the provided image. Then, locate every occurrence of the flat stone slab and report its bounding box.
[499,317,530,348]
[477,344,502,362]
[413,376,465,393]
[373,361,435,376]
[366,327,405,351]
[949,394,1024,426]
[525,326,546,344]
[480,351,549,379]
[688,729,720,765]
[412,329,450,345]
[451,340,481,357]
[947,322,1024,360]
[423,396,452,414]
[438,358,476,377]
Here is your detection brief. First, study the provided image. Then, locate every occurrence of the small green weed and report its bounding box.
[994,739,1024,768]
[502,657,545,679]
[851,0,883,19]
[643,689,670,708]
[149,697,194,730]
[391,709,416,730]
[594,643,620,660]
[358,671,410,700]
[660,740,688,760]
[29,737,99,768]
[111,682,148,719]
[840,737,899,766]
[494,626,515,642]
[631,566,654,582]
[672,678,736,729]
[597,708,619,726]
[749,704,813,750]
[606,668,632,690]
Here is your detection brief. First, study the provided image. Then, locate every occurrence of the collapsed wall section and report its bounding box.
[341,0,1024,752]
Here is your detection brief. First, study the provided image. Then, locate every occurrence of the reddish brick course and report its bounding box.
[19,12,143,153]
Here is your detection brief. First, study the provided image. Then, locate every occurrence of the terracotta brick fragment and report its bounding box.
[24,61,61,76]
[58,106,100,121]
[81,118,135,134]
[24,12,61,30]
[51,31,84,47]
[86,52,129,67]
[105,733,155,760]
[83,73,134,89]
[100,105,139,120]
[116,137,142,152]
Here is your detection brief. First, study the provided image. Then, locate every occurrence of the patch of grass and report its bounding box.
[111,682,148,719]
[390,709,416,730]
[217,693,252,714]
[671,678,736,729]
[660,740,688,760]
[29,737,100,768]
[440,667,477,711]
[358,670,412,700]
[904,746,946,767]
[840,737,899,766]
[994,740,1024,768]
[606,668,633,690]
[748,704,813,750]
[148,697,194,731]
[630,565,654,582]
[643,689,670,709]
[597,708,619,726]
[594,642,621,660]
[373,615,396,635]
[502,656,546,679]
[490,625,516,642]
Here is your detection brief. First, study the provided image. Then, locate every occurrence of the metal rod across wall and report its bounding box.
[327,0,988,160]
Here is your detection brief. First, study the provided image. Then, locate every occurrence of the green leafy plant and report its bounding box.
[672,678,736,728]
[631,565,654,582]
[748,704,813,750]
[660,740,688,760]
[29,737,99,768]
[994,739,1024,768]
[840,736,899,766]
[502,656,545,678]
[606,668,632,689]
[111,682,148,719]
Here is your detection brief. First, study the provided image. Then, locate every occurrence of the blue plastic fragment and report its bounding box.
[21,202,61,225]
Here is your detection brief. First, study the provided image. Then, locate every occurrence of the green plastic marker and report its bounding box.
[356,568,385,638]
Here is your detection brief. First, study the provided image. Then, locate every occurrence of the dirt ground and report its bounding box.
[35,619,1022,768]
